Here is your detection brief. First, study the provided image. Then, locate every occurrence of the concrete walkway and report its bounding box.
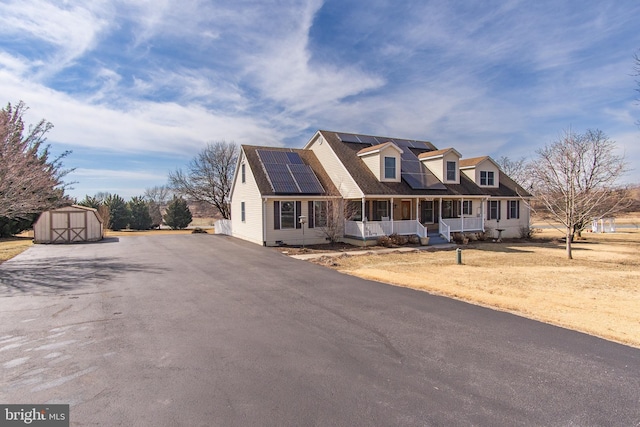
[290,243,457,260]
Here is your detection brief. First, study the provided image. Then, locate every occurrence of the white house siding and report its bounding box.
[461,160,500,188]
[307,134,362,199]
[230,153,264,245]
[484,198,530,239]
[264,198,333,246]
[360,153,380,180]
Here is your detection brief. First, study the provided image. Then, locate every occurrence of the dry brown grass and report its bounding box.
[0,237,33,264]
[321,228,640,348]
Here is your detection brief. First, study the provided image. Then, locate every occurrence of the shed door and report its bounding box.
[51,211,87,243]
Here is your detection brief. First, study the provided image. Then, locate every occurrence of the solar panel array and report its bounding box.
[336,133,445,190]
[257,149,325,194]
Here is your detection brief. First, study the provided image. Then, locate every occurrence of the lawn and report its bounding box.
[314,228,640,348]
[0,237,33,264]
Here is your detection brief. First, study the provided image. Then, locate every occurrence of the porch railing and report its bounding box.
[344,220,428,239]
[439,221,451,242]
[440,217,483,233]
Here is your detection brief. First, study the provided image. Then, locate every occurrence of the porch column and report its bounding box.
[361,197,366,240]
[416,198,420,234]
[390,197,394,234]
[482,198,486,232]
[461,197,464,232]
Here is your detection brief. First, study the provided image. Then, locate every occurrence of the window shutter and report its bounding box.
[487,201,491,220]
[507,201,511,219]
[296,201,302,229]
[498,201,502,220]
[308,201,314,228]
[274,201,280,229]
[516,200,520,219]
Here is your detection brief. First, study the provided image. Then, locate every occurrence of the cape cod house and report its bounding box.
[229,130,531,246]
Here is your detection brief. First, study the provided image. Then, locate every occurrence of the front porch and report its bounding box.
[342,196,485,243]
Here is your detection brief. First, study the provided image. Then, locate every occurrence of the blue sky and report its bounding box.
[1,0,639,200]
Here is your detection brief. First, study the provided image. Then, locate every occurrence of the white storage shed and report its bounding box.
[33,205,104,244]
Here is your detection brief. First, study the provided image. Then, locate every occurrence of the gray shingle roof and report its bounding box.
[317,130,531,198]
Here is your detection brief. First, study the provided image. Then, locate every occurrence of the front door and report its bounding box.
[401,201,411,220]
[421,201,434,223]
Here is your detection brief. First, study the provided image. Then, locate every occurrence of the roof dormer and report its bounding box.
[357,142,403,183]
[418,148,461,184]
[460,156,500,188]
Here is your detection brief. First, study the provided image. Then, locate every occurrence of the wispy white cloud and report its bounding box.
[0,0,112,78]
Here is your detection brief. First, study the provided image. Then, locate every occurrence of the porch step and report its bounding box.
[426,233,450,245]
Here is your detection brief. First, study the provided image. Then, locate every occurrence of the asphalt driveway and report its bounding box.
[1,234,638,426]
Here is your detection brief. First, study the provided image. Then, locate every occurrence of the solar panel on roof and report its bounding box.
[288,164,324,194]
[286,152,304,164]
[356,135,377,145]
[336,133,361,143]
[256,149,324,194]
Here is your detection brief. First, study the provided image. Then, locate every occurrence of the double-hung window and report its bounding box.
[308,200,327,228]
[384,157,396,179]
[487,200,501,220]
[462,200,473,216]
[480,171,494,186]
[241,163,246,183]
[507,200,520,219]
[446,161,456,181]
[273,201,301,229]
[241,202,246,222]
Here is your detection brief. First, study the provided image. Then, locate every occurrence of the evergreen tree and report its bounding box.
[164,197,192,230]
[104,194,131,231]
[128,196,153,230]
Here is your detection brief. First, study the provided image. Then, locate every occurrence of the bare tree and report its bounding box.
[144,185,172,228]
[168,141,237,219]
[316,199,360,243]
[0,101,73,220]
[529,129,631,259]
[497,156,529,189]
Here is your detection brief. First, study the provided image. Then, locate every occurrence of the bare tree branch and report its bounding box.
[168,141,238,219]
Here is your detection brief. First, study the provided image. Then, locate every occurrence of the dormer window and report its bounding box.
[384,157,396,179]
[446,161,456,181]
[357,142,402,183]
[480,171,494,186]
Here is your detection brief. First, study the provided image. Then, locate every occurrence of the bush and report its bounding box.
[191,227,207,234]
[389,233,408,245]
[519,225,540,239]
[377,235,393,247]
[164,197,192,229]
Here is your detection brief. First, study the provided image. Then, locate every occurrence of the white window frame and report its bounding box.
[462,200,473,216]
[446,161,456,181]
[241,163,246,183]
[241,201,246,222]
[384,157,396,179]
[480,171,494,186]
[313,201,327,227]
[507,200,520,219]
[280,201,296,229]
[488,200,500,220]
